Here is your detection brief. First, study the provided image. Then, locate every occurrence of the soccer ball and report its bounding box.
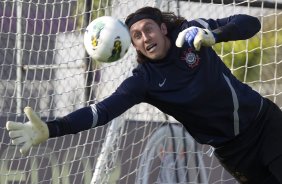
[84,16,131,63]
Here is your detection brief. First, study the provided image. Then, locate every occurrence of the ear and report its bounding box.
[160,23,168,35]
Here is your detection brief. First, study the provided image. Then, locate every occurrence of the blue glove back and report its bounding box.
[184,27,199,49]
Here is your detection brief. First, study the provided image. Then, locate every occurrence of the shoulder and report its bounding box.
[132,63,150,81]
[116,64,149,95]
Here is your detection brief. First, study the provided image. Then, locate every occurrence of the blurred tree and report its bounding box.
[214,14,282,83]
[74,0,112,29]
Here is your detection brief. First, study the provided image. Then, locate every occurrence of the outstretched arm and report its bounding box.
[47,74,146,137]
[6,73,146,155]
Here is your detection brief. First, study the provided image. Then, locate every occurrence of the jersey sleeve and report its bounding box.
[95,67,147,125]
[46,67,147,138]
[188,14,261,43]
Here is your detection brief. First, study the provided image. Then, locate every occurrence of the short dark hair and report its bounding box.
[125,7,185,63]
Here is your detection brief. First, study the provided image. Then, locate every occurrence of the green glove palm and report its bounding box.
[6,107,49,155]
[176,26,216,51]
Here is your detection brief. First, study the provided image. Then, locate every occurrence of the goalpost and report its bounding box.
[0,0,281,183]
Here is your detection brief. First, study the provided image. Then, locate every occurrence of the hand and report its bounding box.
[176,26,216,51]
[6,107,49,155]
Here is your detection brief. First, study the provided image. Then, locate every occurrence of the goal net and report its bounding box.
[0,0,281,183]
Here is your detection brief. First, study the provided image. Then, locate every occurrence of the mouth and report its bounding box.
[146,43,157,52]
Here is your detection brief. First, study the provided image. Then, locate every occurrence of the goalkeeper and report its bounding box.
[6,6,282,183]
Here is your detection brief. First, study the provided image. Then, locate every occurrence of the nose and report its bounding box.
[143,32,151,43]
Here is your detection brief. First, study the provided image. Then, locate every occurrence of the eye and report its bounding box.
[144,26,153,34]
[133,32,142,40]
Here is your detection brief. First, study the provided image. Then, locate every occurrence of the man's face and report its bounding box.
[129,19,170,60]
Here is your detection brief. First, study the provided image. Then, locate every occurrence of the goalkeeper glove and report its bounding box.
[176,26,216,51]
[6,107,49,155]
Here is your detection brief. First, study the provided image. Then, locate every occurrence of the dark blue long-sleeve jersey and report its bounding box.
[47,14,263,147]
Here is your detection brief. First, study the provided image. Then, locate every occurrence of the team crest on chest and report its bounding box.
[180,48,200,68]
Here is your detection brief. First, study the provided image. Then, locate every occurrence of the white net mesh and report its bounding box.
[0,0,282,183]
